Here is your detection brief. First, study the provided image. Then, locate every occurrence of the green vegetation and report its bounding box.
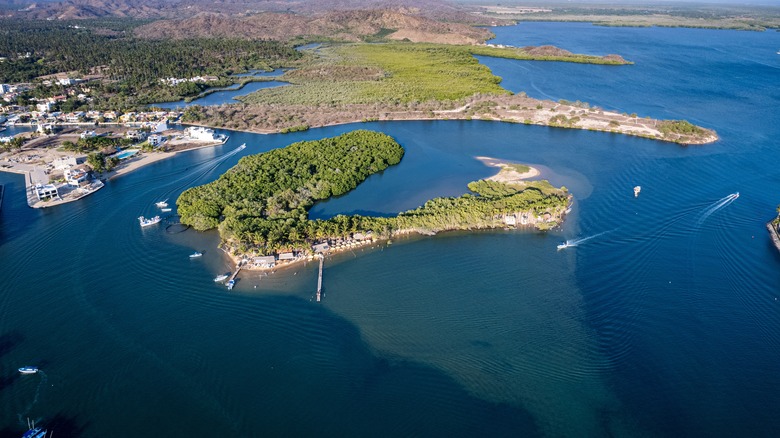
[467,45,631,65]
[658,120,708,136]
[86,152,119,173]
[0,19,301,107]
[62,136,132,153]
[241,43,509,105]
[177,129,405,236]
[177,130,569,256]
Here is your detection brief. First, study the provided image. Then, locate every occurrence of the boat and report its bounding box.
[189,251,203,258]
[634,186,641,197]
[237,143,246,151]
[733,192,739,199]
[155,199,169,208]
[557,241,570,250]
[161,208,172,212]
[18,366,38,374]
[22,427,48,438]
[226,279,235,290]
[214,274,229,282]
[138,215,162,227]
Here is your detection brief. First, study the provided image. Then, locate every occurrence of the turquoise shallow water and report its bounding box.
[1,23,780,437]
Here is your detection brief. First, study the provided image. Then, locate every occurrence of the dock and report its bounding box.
[316,255,323,302]
[228,264,242,282]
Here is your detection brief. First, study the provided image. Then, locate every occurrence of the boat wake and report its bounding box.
[16,371,47,422]
[558,230,614,250]
[696,192,739,225]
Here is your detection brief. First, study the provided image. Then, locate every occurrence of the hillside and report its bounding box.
[133,10,494,44]
[10,0,502,25]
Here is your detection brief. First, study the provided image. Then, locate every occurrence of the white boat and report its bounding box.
[138,215,162,227]
[189,251,203,258]
[18,366,38,374]
[634,186,641,197]
[227,279,235,290]
[237,143,246,151]
[214,274,229,282]
[557,241,570,250]
[161,208,172,212]
[155,199,169,208]
[733,192,739,199]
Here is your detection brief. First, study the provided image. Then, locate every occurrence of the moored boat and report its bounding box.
[138,215,162,227]
[161,208,172,212]
[189,251,203,258]
[227,279,235,290]
[214,274,229,282]
[22,427,48,438]
[18,366,38,374]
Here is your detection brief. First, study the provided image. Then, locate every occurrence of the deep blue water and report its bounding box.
[2,23,780,437]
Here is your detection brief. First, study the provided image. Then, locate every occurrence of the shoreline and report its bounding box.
[187,95,719,145]
[219,158,567,279]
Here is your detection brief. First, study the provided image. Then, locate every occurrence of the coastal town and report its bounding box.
[0,92,229,208]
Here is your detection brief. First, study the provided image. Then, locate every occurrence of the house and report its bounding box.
[504,215,517,226]
[65,112,84,123]
[312,242,330,253]
[36,102,54,113]
[278,252,295,261]
[253,255,276,268]
[103,111,118,120]
[35,183,59,200]
[80,130,96,139]
[65,166,89,187]
[147,134,164,147]
[125,130,148,141]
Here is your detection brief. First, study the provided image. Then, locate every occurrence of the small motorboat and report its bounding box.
[155,199,169,208]
[227,279,235,290]
[18,366,39,374]
[733,192,739,199]
[634,186,641,197]
[161,208,172,212]
[138,215,162,227]
[214,274,229,282]
[22,426,48,438]
[557,241,570,250]
[189,251,203,258]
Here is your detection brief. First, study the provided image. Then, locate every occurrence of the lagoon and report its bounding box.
[1,23,780,436]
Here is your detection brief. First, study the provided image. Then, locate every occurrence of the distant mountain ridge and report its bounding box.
[8,0,499,25]
[133,10,494,44]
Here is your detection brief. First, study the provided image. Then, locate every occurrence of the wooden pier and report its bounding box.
[228,264,242,282]
[316,255,323,302]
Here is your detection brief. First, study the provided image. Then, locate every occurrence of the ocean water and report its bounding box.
[1,23,780,437]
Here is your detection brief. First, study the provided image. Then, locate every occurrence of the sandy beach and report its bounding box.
[476,156,541,183]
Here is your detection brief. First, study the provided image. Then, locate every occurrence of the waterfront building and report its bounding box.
[34,183,59,200]
[186,126,221,141]
[278,252,296,261]
[147,134,164,147]
[53,156,78,170]
[253,255,276,268]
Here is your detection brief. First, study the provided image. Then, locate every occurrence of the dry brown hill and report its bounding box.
[134,10,493,44]
[14,0,502,25]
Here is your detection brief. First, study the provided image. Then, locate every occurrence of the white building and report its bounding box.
[35,183,59,200]
[0,84,10,94]
[147,134,164,147]
[65,167,88,187]
[186,126,220,141]
[36,102,54,113]
[80,130,96,139]
[253,256,276,268]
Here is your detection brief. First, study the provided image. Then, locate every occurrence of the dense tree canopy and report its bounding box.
[178,130,569,255]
